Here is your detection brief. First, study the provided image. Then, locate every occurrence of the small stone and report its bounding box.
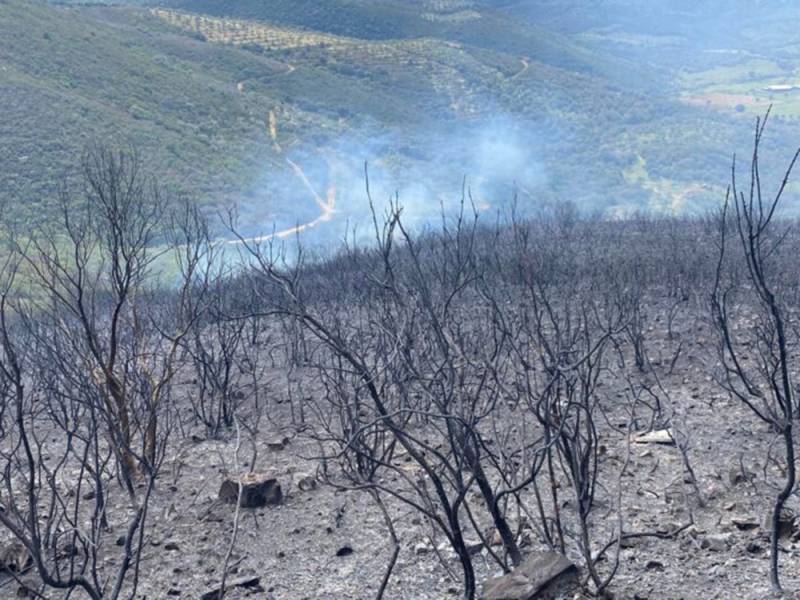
[700,534,731,552]
[297,474,317,492]
[414,543,429,555]
[632,429,675,445]
[336,545,354,557]
[164,542,180,551]
[746,541,764,554]
[218,473,282,509]
[645,560,664,571]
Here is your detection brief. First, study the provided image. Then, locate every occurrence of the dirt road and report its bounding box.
[226,111,336,245]
[510,58,530,80]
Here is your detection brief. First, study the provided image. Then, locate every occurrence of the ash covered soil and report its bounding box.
[4,303,800,600]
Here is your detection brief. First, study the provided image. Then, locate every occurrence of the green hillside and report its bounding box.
[1,0,293,223]
[160,0,655,89]
[6,0,799,235]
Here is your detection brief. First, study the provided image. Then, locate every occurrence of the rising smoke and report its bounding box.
[235,113,550,247]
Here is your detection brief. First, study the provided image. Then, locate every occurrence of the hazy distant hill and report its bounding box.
[4,0,800,234]
[1,0,293,225]
[159,0,655,89]
[495,1,799,52]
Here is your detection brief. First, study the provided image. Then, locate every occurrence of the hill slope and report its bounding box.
[7,0,799,235]
[1,0,294,223]
[160,0,655,90]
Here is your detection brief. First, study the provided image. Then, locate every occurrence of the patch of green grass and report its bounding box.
[679,54,800,117]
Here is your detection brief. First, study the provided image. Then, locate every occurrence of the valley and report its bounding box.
[5,3,800,600]
[6,0,800,242]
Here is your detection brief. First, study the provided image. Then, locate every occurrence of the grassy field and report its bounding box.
[679,57,800,118]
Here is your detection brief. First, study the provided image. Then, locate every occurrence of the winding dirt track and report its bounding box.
[226,159,336,245]
[227,111,336,245]
[226,47,530,247]
[510,58,530,80]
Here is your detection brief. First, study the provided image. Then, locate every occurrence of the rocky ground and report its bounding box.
[4,304,800,599]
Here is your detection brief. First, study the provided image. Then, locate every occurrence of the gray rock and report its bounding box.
[632,429,675,445]
[700,533,732,552]
[266,436,291,451]
[481,552,575,599]
[218,473,283,508]
[763,507,795,539]
[0,542,31,573]
[730,516,759,531]
[200,576,262,600]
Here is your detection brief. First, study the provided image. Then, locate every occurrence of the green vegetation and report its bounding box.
[680,58,800,118]
[5,0,800,232]
[161,0,656,89]
[0,0,298,221]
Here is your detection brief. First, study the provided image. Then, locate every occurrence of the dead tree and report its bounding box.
[233,198,525,599]
[485,212,630,597]
[0,248,160,599]
[17,146,198,492]
[308,352,402,600]
[170,202,256,438]
[711,110,800,593]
